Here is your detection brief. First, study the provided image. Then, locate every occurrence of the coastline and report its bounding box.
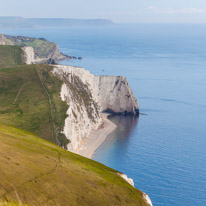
[75,113,117,159]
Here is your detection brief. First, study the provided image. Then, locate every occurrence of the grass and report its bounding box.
[0,201,28,206]
[0,46,24,68]
[0,124,149,206]
[0,64,69,148]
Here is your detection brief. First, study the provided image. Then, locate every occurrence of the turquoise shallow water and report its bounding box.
[1,24,206,205]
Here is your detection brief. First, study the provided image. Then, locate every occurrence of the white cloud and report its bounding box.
[148,6,206,14]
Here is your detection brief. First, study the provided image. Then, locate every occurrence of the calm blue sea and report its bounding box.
[1,24,206,206]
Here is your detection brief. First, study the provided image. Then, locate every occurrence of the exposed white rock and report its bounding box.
[52,65,139,152]
[97,76,139,115]
[53,65,102,151]
[59,82,102,151]
[143,192,153,206]
[118,173,153,206]
[118,173,135,187]
[22,46,35,64]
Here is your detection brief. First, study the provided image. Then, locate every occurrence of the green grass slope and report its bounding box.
[0,64,69,148]
[0,45,24,68]
[0,124,149,206]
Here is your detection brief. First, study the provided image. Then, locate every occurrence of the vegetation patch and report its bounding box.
[0,64,69,148]
[0,45,24,68]
[0,124,148,206]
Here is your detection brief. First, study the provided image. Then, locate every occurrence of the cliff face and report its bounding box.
[52,65,102,151]
[22,46,35,64]
[96,76,139,115]
[52,65,139,151]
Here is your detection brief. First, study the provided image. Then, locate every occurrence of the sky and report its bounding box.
[1,0,206,23]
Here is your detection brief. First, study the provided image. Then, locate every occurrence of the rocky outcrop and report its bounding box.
[118,173,153,206]
[52,65,139,151]
[118,173,135,187]
[143,193,153,206]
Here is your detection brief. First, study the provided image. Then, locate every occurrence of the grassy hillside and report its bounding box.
[0,64,69,148]
[0,45,24,68]
[0,124,149,206]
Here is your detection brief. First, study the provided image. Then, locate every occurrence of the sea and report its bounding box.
[1,24,206,206]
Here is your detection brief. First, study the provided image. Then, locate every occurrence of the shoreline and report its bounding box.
[75,113,117,159]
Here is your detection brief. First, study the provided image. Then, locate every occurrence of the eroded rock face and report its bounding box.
[118,173,153,206]
[52,65,139,151]
[97,76,139,115]
[52,65,102,151]
[143,193,153,206]
[22,46,35,64]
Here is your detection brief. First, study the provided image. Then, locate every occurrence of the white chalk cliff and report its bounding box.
[143,193,153,206]
[52,65,139,152]
[22,46,35,64]
[97,75,139,115]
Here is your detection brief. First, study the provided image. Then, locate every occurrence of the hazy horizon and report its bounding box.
[3,16,206,25]
[2,0,206,24]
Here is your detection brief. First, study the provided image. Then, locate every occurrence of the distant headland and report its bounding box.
[0,16,115,28]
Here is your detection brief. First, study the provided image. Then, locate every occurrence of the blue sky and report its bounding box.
[1,0,206,23]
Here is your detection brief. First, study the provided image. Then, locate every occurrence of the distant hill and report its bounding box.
[0,17,115,28]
